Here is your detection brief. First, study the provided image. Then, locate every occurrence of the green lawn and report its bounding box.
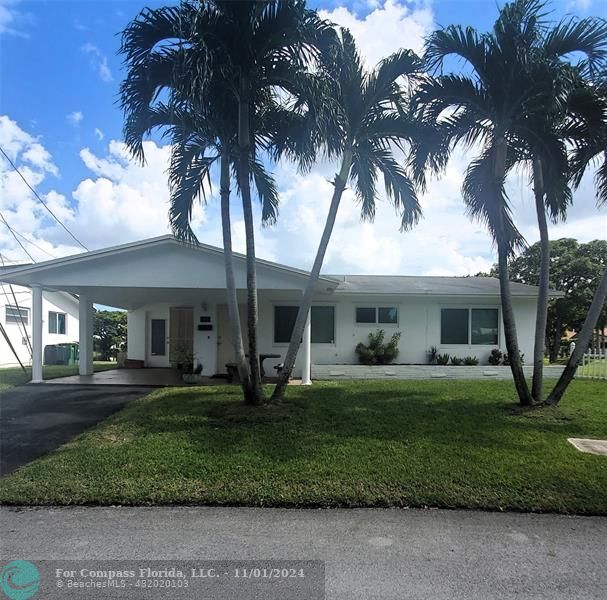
[1,380,606,513]
[0,362,117,390]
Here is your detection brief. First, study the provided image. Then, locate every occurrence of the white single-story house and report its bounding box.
[0,235,562,383]
[0,283,79,368]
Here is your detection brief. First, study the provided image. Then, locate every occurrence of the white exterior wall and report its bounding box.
[256,293,537,377]
[192,299,218,376]
[0,286,79,367]
[125,292,537,377]
[126,297,219,376]
[127,309,146,361]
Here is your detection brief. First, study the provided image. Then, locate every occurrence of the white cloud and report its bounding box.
[67,111,83,127]
[568,0,592,11]
[81,42,113,83]
[320,0,433,65]
[1,1,606,275]
[0,0,29,37]
[94,127,104,141]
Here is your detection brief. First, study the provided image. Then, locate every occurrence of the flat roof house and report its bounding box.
[0,235,562,383]
[0,285,79,368]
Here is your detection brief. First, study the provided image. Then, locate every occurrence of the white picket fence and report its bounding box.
[577,351,607,380]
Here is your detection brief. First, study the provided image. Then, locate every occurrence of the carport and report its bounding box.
[0,235,330,384]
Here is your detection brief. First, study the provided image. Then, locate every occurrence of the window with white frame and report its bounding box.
[440,308,498,345]
[355,306,398,325]
[48,311,66,334]
[273,305,335,344]
[5,305,29,326]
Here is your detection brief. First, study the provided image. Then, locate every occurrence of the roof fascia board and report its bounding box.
[0,235,339,287]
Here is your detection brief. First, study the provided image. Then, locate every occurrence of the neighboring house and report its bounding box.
[0,236,562,382]
[0,283,79,367]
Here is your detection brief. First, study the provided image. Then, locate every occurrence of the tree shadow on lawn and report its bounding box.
[97,383,599,465]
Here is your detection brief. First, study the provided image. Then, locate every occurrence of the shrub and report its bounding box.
[503,352,525,366]
[488,349,503,365]
[463,356,479,366]
[428,345,439,365]
[451,356,464,366]
[436,353,450,365]
[355,329,401,365]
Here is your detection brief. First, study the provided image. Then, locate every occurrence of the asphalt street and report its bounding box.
[1,506,605,599]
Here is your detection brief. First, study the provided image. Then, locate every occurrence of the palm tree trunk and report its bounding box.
[493,136,533,406]
[546,266,607,405]
[497,242,534,405]
[270,150,353,403]
[531,157,550,402]
[238,74,263,405]
[220,152,252,402]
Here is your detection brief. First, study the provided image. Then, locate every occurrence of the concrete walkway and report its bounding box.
[1,507,605,599]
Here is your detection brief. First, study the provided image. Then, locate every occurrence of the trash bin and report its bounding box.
[58,342,79,366]
[44,345,58,365]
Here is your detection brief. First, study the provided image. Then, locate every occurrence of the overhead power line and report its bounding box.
[0,145,89,251]
[0,211,35,262]
[11,229,56,259]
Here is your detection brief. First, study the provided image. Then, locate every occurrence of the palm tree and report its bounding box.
[270,30,425,403]
[412,0,607,405]
[505,8,607,403]
[119,0,335,405]
[413,6,536,405]
[546,80,607,405]
[210,1,335,405]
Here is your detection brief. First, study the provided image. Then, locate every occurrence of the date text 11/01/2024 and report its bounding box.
[55,567,308,580]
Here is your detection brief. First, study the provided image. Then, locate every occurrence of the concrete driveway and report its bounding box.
[1,507,605,599]
[0,384,152,475]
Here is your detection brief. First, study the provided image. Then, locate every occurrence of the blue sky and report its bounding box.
[0,0,605,275]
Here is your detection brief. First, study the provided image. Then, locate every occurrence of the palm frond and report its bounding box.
[413,75,492,124]
[543,16,607,76]
[168,141,217,244]
[424,25,488,78]
[373,149,421,231]
[461,147,525,254]
[251,158,280,226]
[350,144,378,222]
[595,152,607,207]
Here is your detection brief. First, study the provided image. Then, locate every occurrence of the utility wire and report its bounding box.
[0,145,89,251]
[0,253,33,355]
[0,211,35,262]
[11,229,56,259]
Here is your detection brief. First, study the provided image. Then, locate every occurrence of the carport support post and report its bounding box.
[31,284,43,383]
[301,309,312,385]
[79,295,94,376]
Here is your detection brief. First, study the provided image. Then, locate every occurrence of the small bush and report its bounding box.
[451,356,464,366]
[488,349,503,365]
[463,356,479,366]
[436,353,450,365]
[355,329,401,365]
[428,345,439,365]
[503,352,525,366]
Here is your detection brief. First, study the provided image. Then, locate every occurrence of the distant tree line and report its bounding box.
[476,238,607,362]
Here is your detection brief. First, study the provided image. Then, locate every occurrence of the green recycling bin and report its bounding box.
[57,342,79,366]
